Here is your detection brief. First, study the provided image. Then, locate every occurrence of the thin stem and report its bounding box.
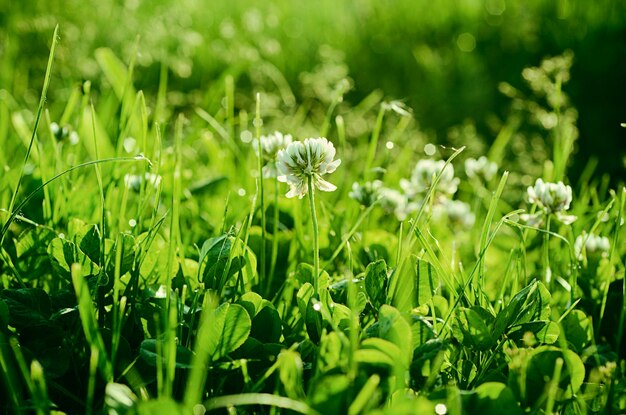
[363,105,386,180]
[543,214,552,285]
[267,180,280,296]
[255,93,267,294]
[322,204,375,270]
[395,221,403,268]
[308,175,319,294]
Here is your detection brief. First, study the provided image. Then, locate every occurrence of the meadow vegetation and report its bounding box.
[1,1,626,414]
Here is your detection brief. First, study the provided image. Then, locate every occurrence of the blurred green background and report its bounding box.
[2,0,625,182]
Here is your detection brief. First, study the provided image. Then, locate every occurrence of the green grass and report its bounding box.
[1,7,626,415]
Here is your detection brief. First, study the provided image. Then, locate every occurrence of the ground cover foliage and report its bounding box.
[1,3,626,415]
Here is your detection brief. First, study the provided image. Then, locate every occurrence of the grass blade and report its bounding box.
[4,25,58,244]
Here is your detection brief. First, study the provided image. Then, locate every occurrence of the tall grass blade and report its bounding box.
[4,25,58,246]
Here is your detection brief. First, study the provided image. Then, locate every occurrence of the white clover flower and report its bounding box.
[378,188,417,221]
[253,131,293,178]
[527,178,572,213]
[574,232,610,260]
[526,178,576,224]
[443,200,476,228]
[50,122,79,145]
[465,156,497,181]
[400,159,459,201]
[349,180,383,207]
[50,122,62,137]
[124,173,162,192]
[276,137,341,199]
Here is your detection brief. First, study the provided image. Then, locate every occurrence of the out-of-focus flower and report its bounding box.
[124,173,162,192]
[276,137,341,198]
[400,159,459,201]
[378,188,418,221]
[465,156,497,181]
[253,131,293,178]
[50,122,68,140]
[382,100,413,117]
[349,180,383,207]
[574,232,610,260]
[443,200,476,228]
[523,178,577,225]
[50,122,79,145]
[69,131,80,145]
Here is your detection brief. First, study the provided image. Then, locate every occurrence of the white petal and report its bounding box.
[557,213,577,225]
[285,187,298,198]
[520,213,544,226]
[325,158,341,174]
[315,177,337,192]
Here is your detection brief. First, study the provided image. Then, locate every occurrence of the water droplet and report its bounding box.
[385,141,394,150]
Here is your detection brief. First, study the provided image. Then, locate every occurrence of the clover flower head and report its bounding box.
[378,188,417,221]
[276,137,341,198]
[524,178,576,225]
[527,178,572,213]
[442,200,476,228]
[349,180,383,207]
[574,232,610,260]
[465,156,498,181]
[400,159,459,200]
[50,122,79,145]
[253,131,293,178]
[50,122,68,140]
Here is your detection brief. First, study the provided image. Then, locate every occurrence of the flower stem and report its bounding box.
[255,93,267,293]
[543,214,551,285]
[267,180,280,296]
[308,175,319,294]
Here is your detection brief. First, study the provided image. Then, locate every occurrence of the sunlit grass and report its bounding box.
[1,8,625,414]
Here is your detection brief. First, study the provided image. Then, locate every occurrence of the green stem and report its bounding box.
[363,105,386,180]
[255,93,267,294]
[395,220,403,268]
[268,180,280,296]
[308,175,319,294]
[322,204,375,270]
[543,214,551,285]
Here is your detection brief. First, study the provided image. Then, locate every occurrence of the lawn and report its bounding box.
[1,1,626,414]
